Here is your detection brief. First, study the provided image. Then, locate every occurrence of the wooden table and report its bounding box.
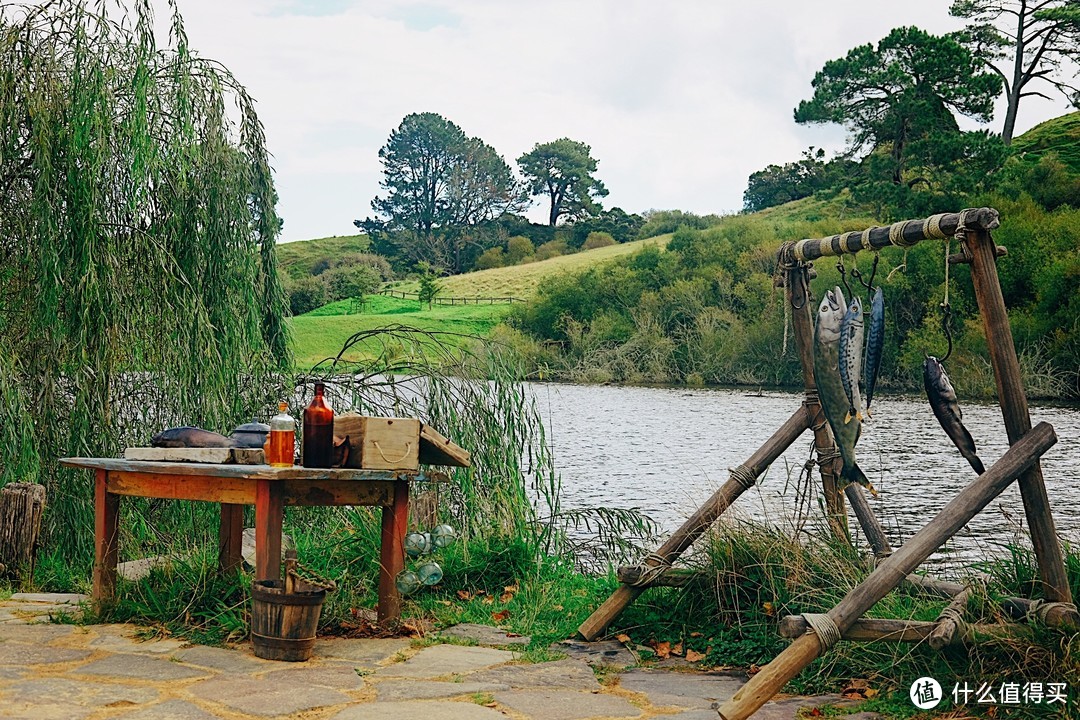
[60,458,415,623]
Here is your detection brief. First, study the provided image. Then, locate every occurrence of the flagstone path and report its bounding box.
[0,594,879,720]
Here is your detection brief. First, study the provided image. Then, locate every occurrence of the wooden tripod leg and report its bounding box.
[576,406,810,641]
[786,267,847,540]
[844,483,892,558]
[967,228,1074,606]
[717,422,1056,720]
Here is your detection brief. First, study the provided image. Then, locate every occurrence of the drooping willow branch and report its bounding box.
[0,0,289,561]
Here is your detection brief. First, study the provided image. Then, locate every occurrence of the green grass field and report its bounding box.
[288,294,511,368]
[389,233,672,298]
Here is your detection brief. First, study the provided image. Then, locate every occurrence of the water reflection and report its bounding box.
[532,383,1080,573]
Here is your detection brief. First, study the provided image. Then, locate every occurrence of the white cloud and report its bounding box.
[164,0,1076,241]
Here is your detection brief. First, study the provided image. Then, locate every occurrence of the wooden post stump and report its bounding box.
[0,483,46,581]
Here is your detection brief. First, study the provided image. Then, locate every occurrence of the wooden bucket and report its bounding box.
[250,576,327,661]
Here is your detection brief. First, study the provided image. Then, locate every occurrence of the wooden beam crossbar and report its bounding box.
[782,207,1000,262]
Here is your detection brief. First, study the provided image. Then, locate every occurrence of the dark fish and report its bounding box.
[839,295,864,423]
[923,356,985,475]
[863,287,885,415]
[151,426,235,448]
[814,286,877,496]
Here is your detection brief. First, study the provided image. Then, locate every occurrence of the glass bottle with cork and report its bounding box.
[302,381,334,468]
[265,403,296,467]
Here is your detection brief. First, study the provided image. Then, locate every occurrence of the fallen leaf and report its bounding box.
[553,605,563,611]
[689,631,704,638]
[491,610,510,623]
[499,592,514,603]
[615,634,632,644]
[672,642,684,656]
[654,641,671,659]
[481,595,494,605]
[686,649,706,663]
[437,600,452,606]
[456,590,472,601]
[865,688,879,699]
[763,602,775,617]
[807,709,823,717]
[748,664,761,675]
[484,702,497,708]
[503,584,519,593]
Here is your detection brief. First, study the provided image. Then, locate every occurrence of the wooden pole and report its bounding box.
[717,422,1056,720]
[218,503,244,574]
[844,484,891,558]
[378,478,409,624]
[576,405,810,641]
[785,208,999,262]
[786,266,847,540]
[616,566,704,587]
[778,615,1028,645]
[928,587,972,650]
[966,228,1074,609]
[0,483,46,582]
[93,469,119,605]
[254,479,283,583]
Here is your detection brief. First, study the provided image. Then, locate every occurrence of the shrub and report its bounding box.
[505,236,535,264]
[535,239,570,260]
[476,246,506,270]
[320,264,381,302]
[288,276,328,315]
[332,252,394,281]
[582,231,616,250]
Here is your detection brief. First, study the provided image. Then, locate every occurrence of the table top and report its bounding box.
[60,457,416,482]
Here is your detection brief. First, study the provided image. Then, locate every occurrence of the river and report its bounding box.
[532,383,1080,572]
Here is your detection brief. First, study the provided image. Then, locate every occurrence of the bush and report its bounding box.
[505,236,535,264]
[582,231,616,250]
[332,252,394,281]
[476,246,506,270]
[535,239,570,260]
[287,276,328,315]
[320,264,381,302]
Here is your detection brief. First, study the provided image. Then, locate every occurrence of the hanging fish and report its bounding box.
[839,295,864,424]
[863,287,885,416]
[814,286,877,496]
[924,356,986,475]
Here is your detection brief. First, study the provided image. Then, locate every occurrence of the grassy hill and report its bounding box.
[276,234,369,280]
[1010,111,1080,173]
[389,232,673,298]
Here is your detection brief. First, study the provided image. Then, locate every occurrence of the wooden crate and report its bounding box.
[334,414,470,470]
[335,415,420,471]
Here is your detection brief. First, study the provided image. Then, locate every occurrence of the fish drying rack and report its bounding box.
[575,208,1077,720]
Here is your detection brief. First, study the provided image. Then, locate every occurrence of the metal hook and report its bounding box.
[836,258,853,300]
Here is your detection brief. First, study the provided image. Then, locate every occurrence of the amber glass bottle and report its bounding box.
[302,382,334,468]
[266,402,296,467]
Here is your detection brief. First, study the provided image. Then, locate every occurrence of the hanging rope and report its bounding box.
[940,238,954,362]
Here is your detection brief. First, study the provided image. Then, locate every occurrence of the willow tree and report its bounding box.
[0,1,289,563]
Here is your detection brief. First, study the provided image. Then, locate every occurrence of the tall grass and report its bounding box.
[0,0,287,565]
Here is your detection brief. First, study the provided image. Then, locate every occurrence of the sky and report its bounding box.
[165,0,1077,243]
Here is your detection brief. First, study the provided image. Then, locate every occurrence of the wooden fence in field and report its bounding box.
[379,289,524,306]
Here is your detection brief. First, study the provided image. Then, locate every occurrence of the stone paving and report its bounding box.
[0,594,879,720]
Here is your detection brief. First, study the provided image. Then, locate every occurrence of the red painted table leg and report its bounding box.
[218,503,244,574]
[93,469,119,604]
[255,479,282,582]
[378,479,409,624]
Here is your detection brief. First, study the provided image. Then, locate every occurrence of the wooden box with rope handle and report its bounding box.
[334,414,471,471]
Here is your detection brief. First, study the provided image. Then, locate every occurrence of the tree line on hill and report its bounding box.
[352,112,652,276]
[504,2,1080,397]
